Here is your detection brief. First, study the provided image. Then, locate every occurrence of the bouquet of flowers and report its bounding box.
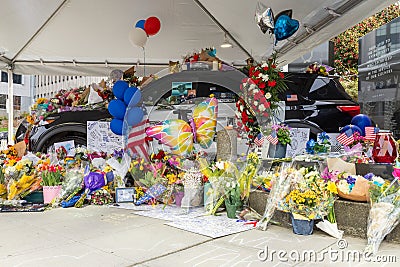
[257,162,301,230]
[336,173,372,202]
[305,62,329,76]
[365,174,400,254]
[306,132,331,154]
[41,164,63,186]
[280,167,333,221]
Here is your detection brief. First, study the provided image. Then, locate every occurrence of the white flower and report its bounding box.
[239,105,244,112]
[258,73,263,78]
[259,105,266,112]
[253,88,259,93]
[338,180,350,194]
[265,92,272,99]
[261,62,268,68]
[249,84,256,90]
[226,182,231,188]
[254,101,258,106]
[372,176,385,186]
[262,74,269,82]
[216,161,225,170]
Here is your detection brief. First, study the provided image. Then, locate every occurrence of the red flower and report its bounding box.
[263,66,269,71]
[278,72,284,78]
[253,70,261,78]
[244,126,250,132]
[271,64,277,69]
[259,82,266,89]
[268,80,277,87]
[241,111,248,122]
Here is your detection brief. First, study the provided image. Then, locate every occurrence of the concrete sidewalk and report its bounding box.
[1,206,399,267]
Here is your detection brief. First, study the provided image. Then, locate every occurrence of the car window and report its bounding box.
[308,77,353,100]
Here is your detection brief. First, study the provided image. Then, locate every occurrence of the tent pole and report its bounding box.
[7,69,14,145]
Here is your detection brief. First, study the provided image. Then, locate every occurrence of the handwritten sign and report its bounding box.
[87,121,123,153]
[285,128,310,158]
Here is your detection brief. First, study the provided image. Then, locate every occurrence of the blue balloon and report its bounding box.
[340,124,362,135]
[135,19,145,30]
[351,114,372,136]
[108,99,127,120]
[126,107,144,126]
[110,118,124,135]
[113,80,129,100]
[124,86,142,106]
[274,15,299,42]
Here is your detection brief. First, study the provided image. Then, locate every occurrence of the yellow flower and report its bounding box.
[139,165,144,171]
[327,181,338,194]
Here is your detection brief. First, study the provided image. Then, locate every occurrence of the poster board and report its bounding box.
[87,121,123,153]
[285,128,310,158]
[54,140,75,157]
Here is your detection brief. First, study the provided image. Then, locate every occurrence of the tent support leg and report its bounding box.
[7,70,14,146]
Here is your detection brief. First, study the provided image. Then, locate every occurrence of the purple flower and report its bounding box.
[346,176,356,185]
[364,173,374,181]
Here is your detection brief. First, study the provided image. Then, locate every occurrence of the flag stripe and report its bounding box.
[266,135,278,145]
[336,132,354,146]
[127,119,150,160]
[365,127,377,141]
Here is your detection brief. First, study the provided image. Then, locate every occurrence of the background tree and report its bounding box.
[332,3,400,100]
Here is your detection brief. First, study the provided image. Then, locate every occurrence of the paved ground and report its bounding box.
[1,205,399,267]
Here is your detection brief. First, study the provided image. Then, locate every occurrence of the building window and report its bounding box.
[13,96,21,110]
[0,95,21,110]
[0,71,23,84]
[0,94,6,109]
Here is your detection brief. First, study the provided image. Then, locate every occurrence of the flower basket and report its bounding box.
[43,185,62,204]
[290,213,314,235]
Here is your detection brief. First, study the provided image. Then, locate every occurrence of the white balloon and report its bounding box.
[129,28,148,48]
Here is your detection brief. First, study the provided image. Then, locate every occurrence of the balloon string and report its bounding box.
[143,47,146,77]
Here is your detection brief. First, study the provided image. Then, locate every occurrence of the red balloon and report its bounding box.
[144,16,161,36]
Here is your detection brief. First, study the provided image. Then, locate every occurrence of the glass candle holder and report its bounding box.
[372,130,398,164]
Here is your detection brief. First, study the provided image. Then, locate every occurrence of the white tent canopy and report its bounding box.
[0,0,396,76]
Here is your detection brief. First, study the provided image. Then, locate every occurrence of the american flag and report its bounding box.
[286,94,298,102]
[365,126,378,141]
[336,129,354,146]
[126,119,150,161]
[266,131,279,145]
[254,133,266,147]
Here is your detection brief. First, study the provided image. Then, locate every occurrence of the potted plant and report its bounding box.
[41,165,63,203]
[268,124,291,158]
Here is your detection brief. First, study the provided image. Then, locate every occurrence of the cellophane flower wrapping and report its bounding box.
[181,167,204,208]
[365,178,400,255]
[55,168,84,203]
[257,162,297,230]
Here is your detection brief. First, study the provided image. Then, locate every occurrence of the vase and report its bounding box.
[268,143,287,158]
[372,130,397,163]
[43,185,62,204]
[290,213,314,235]
[225,199,242,219]
[174,191,184,207]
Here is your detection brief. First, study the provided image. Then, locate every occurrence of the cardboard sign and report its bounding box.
[87,121,123,153]
[285,128,310,158]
